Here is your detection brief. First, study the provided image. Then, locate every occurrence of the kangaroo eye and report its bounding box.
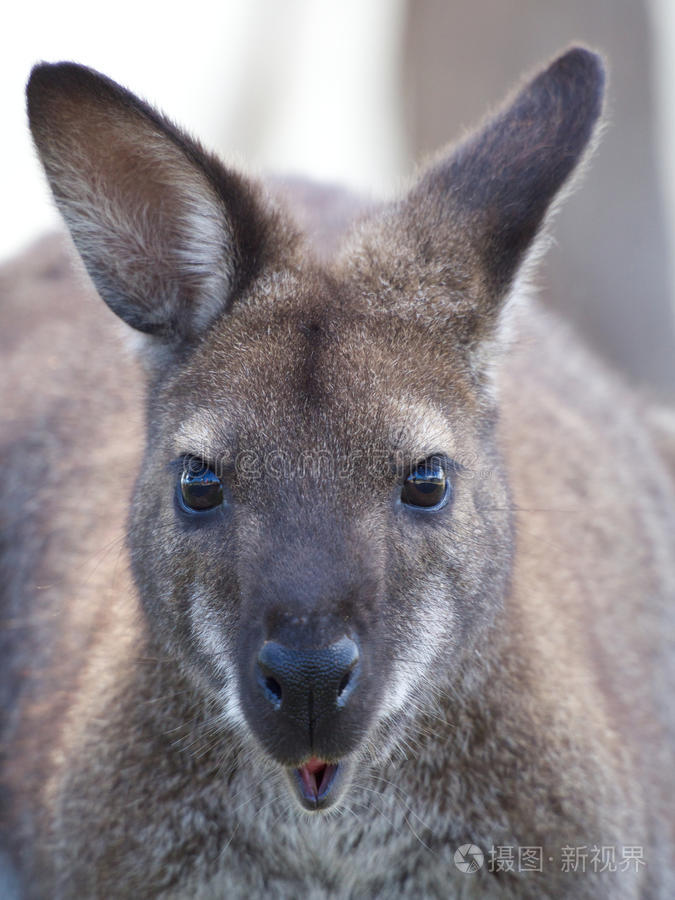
[401,460,449,510]
[179,460,223,512]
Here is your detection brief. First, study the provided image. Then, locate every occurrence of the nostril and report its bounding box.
[257,642,287,710]
[265,676,282,703]
[336,647,360,707]
[260,674,283,710]
[337,670,351,698]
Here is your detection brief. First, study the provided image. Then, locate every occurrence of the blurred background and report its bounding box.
[2,0,674,393]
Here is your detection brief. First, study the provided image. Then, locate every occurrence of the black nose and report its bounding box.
[256,635,360,719]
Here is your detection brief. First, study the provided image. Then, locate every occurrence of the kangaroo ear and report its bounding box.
[416,46,605,291]
[350,47,605,342]
[27,62,285,344]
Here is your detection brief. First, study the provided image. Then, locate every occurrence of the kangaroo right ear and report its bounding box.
[27,62,288,345]
[343,46,605,358]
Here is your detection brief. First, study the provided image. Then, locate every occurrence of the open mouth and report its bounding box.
[292,757,342,810]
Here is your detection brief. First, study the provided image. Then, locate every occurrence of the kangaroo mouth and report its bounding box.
[292,757,342,810]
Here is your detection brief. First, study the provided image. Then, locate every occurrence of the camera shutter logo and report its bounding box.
[454,844,485,874]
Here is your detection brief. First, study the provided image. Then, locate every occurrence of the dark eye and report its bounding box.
[401,459,449,510]
[179,459,223,512]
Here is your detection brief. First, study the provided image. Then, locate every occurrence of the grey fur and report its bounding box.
[1,48,674,898]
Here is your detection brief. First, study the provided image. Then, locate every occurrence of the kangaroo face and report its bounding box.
[130,272,512,808]
[27,50,604,811]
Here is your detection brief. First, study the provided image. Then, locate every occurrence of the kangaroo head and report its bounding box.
[27,49,604,811]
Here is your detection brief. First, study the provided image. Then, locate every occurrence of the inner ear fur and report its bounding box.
[27,62,292,345]
[344,46,605,342]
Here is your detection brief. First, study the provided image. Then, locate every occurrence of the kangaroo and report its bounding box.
[1,46,674,899]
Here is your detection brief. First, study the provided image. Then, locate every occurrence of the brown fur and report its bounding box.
[1,48,674,898]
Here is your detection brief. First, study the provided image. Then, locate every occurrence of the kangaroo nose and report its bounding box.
[256,635,360,716]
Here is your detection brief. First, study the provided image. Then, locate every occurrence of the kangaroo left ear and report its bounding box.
[27,62,293,350]
[347,47,605,345]
[413,46,605,293]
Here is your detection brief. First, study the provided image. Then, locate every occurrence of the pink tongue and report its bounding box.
[299,757,327,796]
[304,757,326,775]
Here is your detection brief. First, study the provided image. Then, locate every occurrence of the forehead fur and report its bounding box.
[158,263,487,469]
